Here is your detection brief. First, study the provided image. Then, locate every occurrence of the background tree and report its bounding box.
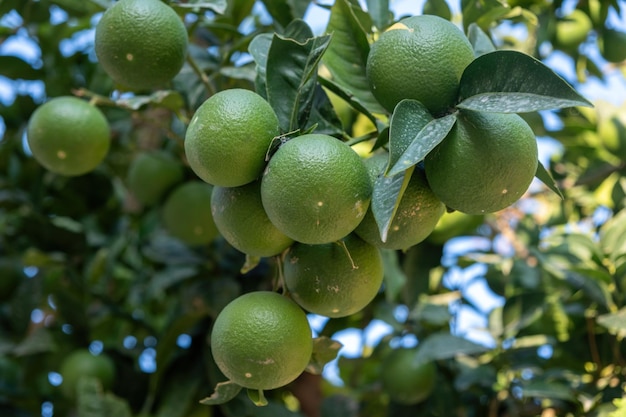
[1,0,626,417]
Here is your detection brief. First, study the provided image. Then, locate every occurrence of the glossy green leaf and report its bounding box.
[307,336,343,375]
[365,0,391,30]
[265,20,332,131]
[415,332,488,361]
[200,381,243,405]
[322,0,385,115]
[387,101,456,176]
[457,50,593,113]
[372,166,414,242]
[535,160,564,199]
[467,23,496,57]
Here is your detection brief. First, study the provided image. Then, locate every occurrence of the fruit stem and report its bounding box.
[186,54,216,96]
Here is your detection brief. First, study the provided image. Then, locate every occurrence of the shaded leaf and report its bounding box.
[381,249,407,302]
[265,20,332,131]
[116,90,185,111]
[372,166,414,242]
[458,50,593,113]
[467,23,496,57]
[535,160,563,199]
[307,84,344,136]
[423,0,452,20]
[200,381,243,405]
[520,381,575,402]
[318,75,380,127]
[76,377,132,417]
[307,336,343,375]
[387,102,456,176]
[416,332,489,361]
[248,33,273,98]
[0,56,42,80]
[259,0,310,29]
[322,0,385,115]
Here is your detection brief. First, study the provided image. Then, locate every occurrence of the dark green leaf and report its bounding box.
[467,23,496,57]
[307,84,344,136]
[259,0,309,29]
[265,21,332,131]
[155,366,203,417]
[521,381,575,402]
[200,381,243,405]
[457,50,593,113]
[76,377,133,417]
[318,75,380,127]
[415,332,488,361]
[172,0,227,14]
[307,336,343,375]
[366,0,391,30]
[0,56,42,80]
[372,166,414,242]
[535,160,564,199]
[381,249,407,302]
[322,0,386,115]
[387,102,456,176]
[387,99,433,171]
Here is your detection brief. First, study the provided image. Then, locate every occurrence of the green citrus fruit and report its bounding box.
[95,0,188,90]
[366,15,475,115]
[355,166,445,251]
[59,350,116,399]
[381,348,436,405]
[0,258,23,301]
[210,291,312,390]
[554,9,592,51]
[127,151,184,206]
[27,97,110,176]
[284,234,383,318]
[424,111,538,214]
[211,181,294,257]
[601,29,626,63]
[162,181,219,245]
[185,89,280,187]
[261,134,372,244]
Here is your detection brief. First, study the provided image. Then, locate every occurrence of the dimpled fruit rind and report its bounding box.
[424,111,538,214]
[210,291,313,390]
[27,96,110,177]
[211,181,294,257]
[261,134,372,245]
[95,0,188,90]
[366,15,475,116]
[184,89,280,187]
[284,234,384,318]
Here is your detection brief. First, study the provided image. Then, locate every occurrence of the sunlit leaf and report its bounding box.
[458,50,593,113]
[535,160,564,199]
[307,336,343,375]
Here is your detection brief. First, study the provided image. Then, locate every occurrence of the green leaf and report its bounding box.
[259,0,310,29]
[387,101,456,176]
[365,0,391,30]
[380,249,407,302]
[248,33,272,99]
[423,0,452,20]
[457,50,593,113]
[307,336,343,375]
[200,381,243,405]
[76,377,132,417]
[467,23,496,57]
[520,381,575,402]
[322,0,386,115]
[0,56,42,80]
[461,0,511,32]
[597,308,626,334]
[116,90,185,111]
[599,209,626,262]
[172,0,227,14]
[372,166,414,243]
[535,160,564,199]
[318,75,380,127]
[415,332,489,361]
[247,388,268,406]
[307,84,344,136]
[265,20,332,132]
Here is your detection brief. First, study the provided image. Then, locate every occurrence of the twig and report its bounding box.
[186,54,215,96]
